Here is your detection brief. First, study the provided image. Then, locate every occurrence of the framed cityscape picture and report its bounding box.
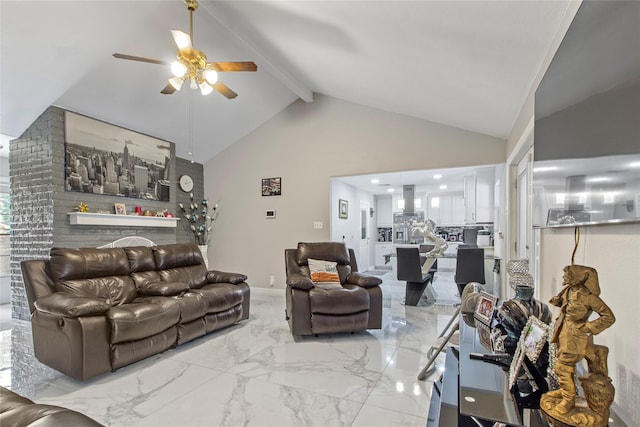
[262,177,282,196]
[64,111,173,201]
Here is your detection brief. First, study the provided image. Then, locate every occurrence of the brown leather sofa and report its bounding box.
[21,243,249,381]
[0,386,104,426]
[284,242,383,335]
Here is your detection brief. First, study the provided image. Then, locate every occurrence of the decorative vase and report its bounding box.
[198,245,209,269]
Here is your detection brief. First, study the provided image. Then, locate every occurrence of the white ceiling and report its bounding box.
[1,1,573,161]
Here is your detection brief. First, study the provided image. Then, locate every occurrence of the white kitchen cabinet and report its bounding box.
[464,175,476,223]
[464,168,495,224]
[475,168,494,223]
[376,196,393,227]
[374,243,393,267]
[452,195,465,224]
[427,193,465,225]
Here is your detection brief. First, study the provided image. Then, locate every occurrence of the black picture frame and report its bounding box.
[64,111,173,201]
[262,177,282,196]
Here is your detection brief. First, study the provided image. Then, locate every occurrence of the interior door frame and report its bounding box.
[359,201,371,272]
[506,118,534,298]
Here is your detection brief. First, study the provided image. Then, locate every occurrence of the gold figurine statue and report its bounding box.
[540,264,616,426]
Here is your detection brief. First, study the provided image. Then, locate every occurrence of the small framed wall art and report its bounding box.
[262,177,281,196]
[339,199,348,219]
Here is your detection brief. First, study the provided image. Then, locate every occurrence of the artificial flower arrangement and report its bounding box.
[179,193,219,246]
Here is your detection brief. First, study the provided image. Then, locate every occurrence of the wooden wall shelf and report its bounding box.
[67,212,178,228]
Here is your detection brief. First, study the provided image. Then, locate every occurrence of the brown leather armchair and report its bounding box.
[284,242,383,335]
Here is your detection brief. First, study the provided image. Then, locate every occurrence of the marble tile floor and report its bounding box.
[1,271,459,426]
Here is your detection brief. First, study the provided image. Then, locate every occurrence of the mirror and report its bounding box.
[533,1,640,227]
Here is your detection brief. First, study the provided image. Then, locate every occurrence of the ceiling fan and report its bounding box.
[113,0,257,99]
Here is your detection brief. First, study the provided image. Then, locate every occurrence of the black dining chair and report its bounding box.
[454,247,485,296]
[396,247,433,306]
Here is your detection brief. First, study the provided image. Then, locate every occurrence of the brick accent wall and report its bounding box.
[9,108,56,321]
[9,106,203,320]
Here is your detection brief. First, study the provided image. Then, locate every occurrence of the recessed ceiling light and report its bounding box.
[387,188,395,193]
[433,174,442,179]
[440,185,447,190]
[586,176,610,183]
[533,166,558,173]
[371,179,379,184]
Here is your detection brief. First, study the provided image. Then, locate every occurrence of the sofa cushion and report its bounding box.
[159,265,207,289]
[308,258,340,283]
[152,243,205,270]
[130,270,162,288]
[173,292,208,323]
[57,276,137,306]
[346,272,383,288]
[49,247,130,280]
[309,285,369,315]
[137,281,190,297]
[107,297,180,343]
[296,242,350,266]
[34,293,111,317]
[189,283,244,314]
[123,246,156,272]
[206,271,248,285]
[50,247,137,306]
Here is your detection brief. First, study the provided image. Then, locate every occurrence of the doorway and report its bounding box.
[516,148,533,261]
[359,201,371,271]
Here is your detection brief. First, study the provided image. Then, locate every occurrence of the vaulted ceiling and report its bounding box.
[1,1,573,161]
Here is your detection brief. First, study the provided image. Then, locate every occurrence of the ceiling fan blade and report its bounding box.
[160,84,177,95]
[208,62,257,72]
[213,82,238,99]
[171,30,192,50]
[113,53,168,65]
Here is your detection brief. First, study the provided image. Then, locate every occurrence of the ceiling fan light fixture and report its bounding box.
[169,76,184,91]
[171,61,187,77]
[204,69,218,85]
[199,81,213,96]
[189,78,198,90]
[171,29,192,50]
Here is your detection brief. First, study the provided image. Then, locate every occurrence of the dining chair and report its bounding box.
[454,247,485,296]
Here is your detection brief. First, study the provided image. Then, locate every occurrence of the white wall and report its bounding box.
[203,94,505,289]
[329,179,359,246]
[538,224,640,424]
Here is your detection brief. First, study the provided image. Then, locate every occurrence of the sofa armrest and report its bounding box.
[33,293,110,318]
[137,281,190,296]
[206,270,248,285]
[346,272,382,288]
[286,273,314,291]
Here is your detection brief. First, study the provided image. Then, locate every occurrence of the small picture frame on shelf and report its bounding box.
[508,315,550,390]
[475,320,493,352]
[520,315,550,363]
[339,199,348,219]
[508,343,525,390]
[114,203,126,215]
[474,291,498,326]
